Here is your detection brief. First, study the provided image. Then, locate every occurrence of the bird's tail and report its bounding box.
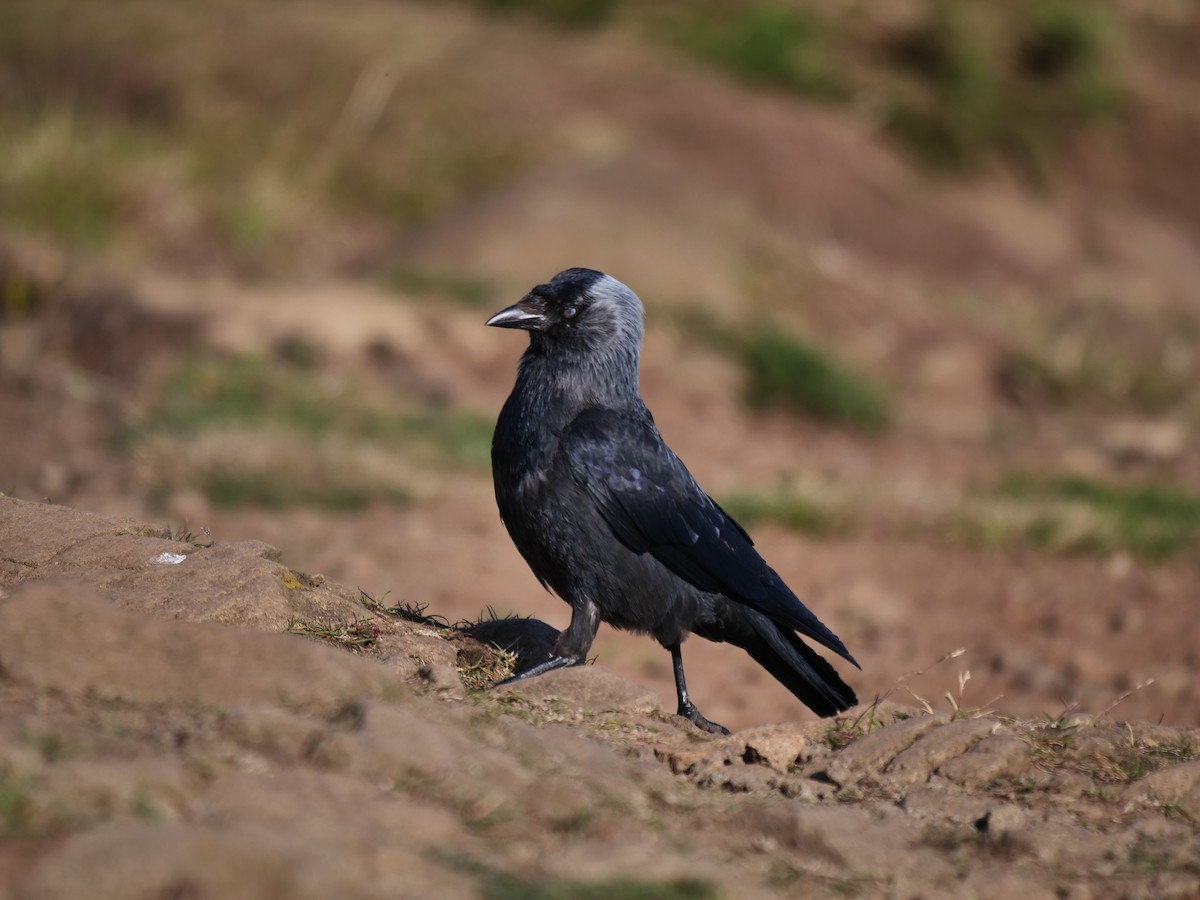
[726,608,858,717]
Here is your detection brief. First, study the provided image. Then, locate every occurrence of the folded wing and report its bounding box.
[563,407,859,669]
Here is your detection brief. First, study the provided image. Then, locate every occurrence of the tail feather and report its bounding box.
[722,608,858,717]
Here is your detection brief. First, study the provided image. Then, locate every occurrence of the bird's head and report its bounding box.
[486,268,644,358]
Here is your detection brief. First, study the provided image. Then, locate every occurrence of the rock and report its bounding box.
[0,498,145,571]
[821,714,949,787]
[739,723,821,768]
[650,721,827,795]
[939,734,1032,788]
[884,716,998,787]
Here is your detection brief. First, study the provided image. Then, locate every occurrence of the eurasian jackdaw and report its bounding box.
[487,268,858,733]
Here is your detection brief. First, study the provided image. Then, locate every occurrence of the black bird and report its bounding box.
[487,268,858,733]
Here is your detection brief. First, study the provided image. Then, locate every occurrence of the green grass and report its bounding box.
[1001,475,1200,561]
[995,345,1193,414]
[286,616,381,652]
[0,0,1132,275]
[471,0,620,28]
[129,352,493,465]
[0,0,537,270]
[740,329,890,431]
[959,474,1200,563]
[665,309,890,431]
[362,409,495,469]
[1018,721,1198,794]
[719,491,840,537]
[203,473,406,511]
[878,0,1123,178]
[453,0,1125,179]
[124,352,493,508]
[993,299,1196,413]
[0,778,33,836]
[129,354,338,437]
[0,109,137,246]
[667,4,844,99]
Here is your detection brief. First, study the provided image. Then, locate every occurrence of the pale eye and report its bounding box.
[562,305,578,319]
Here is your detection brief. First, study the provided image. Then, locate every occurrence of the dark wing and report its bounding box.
[561,407,858,668]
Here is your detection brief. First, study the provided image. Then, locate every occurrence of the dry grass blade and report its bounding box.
[286,616,381,652]
[1089,678,1156,726]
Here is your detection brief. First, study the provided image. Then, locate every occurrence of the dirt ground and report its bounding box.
[1,497,1198,899]
[2,253,1195,735]
[1,0,1196,736]
[1,2,1199,895]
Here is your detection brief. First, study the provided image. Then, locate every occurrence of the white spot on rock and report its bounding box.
[152,552,188,565]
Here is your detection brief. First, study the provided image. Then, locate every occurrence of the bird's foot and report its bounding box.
[677,701,730,735]
[495,654,583,687]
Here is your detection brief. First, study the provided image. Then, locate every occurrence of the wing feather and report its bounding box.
[562,408,858,667]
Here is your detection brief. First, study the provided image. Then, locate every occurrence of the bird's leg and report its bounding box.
[668,643,730,735]
[495,598,598,686]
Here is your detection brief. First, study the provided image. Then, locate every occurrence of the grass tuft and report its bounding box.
[740,328,890,431]
[361,592,451,629]
[668,4,844,99]
[0,0,538,268]
[471,0,620,29]
[0,777,33,836]
[0,0,1132,274]
[992,474,1200,563]
[359,591,518,688]
[880,0,1123,178]
[667,308,890,431]
[994,307,1195,414]
[719,490,841,537]
[123,352,493,508]
[448,0,1125,179]
[286,617,381,652]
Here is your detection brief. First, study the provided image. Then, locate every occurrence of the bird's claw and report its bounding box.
[495,654,583,687]
[677,701,730,735]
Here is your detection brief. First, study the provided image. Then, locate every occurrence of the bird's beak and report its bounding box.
[485,301,545,331]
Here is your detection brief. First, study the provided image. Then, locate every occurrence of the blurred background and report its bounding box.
[1,0,1197,730]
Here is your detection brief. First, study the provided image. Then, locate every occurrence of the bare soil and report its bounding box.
[1,3,1199,895]
[1,497,1198,899]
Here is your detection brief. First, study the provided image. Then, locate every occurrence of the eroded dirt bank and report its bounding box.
[1,496,1197,899]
